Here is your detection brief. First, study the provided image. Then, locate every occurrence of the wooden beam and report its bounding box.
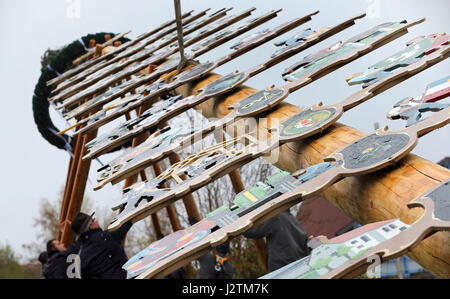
[61,127,97,245]
[57,134,82,240]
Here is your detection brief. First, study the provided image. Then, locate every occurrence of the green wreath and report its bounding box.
[32,32,130,150]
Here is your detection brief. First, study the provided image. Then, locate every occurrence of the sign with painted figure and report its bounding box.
[282,19,424,82]
[261,178,450,279]
[93,126,200,184]
[83,95,185,156]
[62,79,138,120]
[347,33,450,87]
[387,75,450,126]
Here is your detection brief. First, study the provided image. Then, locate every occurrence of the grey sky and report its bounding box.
[0,0,448,259]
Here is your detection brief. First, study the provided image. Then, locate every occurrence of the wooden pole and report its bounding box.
[57,134,82,240]
[58,96,94,242]
[61,127,97,245]
[173,0,187,73]
[174,73,450,278]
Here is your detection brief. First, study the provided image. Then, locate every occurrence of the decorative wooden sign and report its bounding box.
[60,10,318,136]
[50,8,232,96]
[94,125,199,182]
[281,20,422,82]
[80,14,364,158]
[61,74,143,120]
[83,94,185,155]
[45,9,196,87]
[49,8,257,105]
[387,75,450,126]
[260,178,450,279]
[121,103,450,279]
[121,170,299,278]
[347,33,450,87]
[87,26,447,191]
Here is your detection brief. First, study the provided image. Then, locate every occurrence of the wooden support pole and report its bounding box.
[174,73,450,278]
[61,127,97,246]
[58,95,95,241]
[59,92,100,244]
[173,0,187,73]
[57,134,83,240]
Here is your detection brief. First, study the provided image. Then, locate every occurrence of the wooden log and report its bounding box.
[57,134,82,241]
[174,73,450,278]
[61,127,97,245]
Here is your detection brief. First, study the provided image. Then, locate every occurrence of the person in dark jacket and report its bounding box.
[70,212,132,279]
[243,209,309,272]
[196,242,234,279]
[43,238,81,279]
[38,251,49,279]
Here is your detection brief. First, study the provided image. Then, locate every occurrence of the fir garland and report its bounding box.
[32,32,130,150]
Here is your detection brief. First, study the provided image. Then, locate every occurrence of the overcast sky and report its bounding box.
[0,0,448,259]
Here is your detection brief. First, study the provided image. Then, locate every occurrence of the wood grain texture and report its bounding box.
[175,72,450,278]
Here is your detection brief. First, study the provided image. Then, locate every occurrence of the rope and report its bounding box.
[174,0,187,73]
